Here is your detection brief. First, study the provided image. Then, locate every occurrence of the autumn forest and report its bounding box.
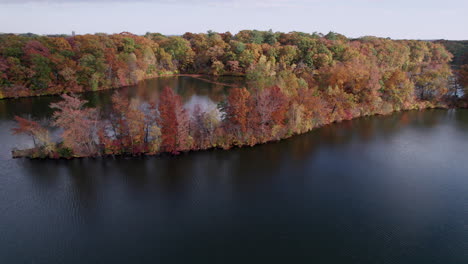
[2,30,466,158]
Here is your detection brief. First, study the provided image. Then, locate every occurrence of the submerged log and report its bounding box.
[12,148,35,159]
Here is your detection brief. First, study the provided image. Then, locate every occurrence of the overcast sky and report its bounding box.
[0,0,466,40]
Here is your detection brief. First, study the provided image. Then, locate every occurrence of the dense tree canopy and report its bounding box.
[7,30,465,158]
[0,30,459,101]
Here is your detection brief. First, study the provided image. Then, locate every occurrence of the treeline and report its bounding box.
[0,30,459,101]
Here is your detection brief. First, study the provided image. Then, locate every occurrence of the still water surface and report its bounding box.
[0,77,467,263]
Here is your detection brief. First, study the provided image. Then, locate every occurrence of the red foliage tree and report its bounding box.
[226,87,251,134]
[23,40,50,59]
[158,87,179,153]
[175,96,190,151]
[256,86,288,127]
[109,92,130,150]
[11,116,44,147]
[109,93,147,154]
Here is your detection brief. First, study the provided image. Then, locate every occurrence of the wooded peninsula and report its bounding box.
[2,30,467,159]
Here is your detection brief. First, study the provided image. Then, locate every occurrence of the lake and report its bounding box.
[0,76,467,263]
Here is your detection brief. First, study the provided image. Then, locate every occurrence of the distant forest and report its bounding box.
[1,30,465,100]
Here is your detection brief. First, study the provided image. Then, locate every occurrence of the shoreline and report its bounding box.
[0,73,243,100]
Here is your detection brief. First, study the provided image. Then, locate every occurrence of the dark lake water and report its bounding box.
[1,77,467,263]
